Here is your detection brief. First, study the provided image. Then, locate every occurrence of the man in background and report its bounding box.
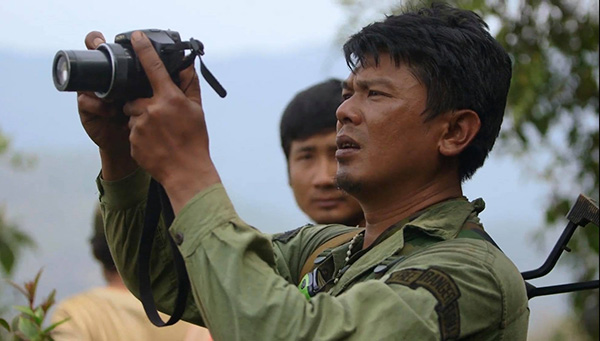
[280,79,364,226]
[50,207,203,341]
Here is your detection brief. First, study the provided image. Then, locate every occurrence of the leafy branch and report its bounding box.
[0,269,68,341]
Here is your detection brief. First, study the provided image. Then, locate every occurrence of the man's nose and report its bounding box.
[313,157,337,188]
[336,97,362,127]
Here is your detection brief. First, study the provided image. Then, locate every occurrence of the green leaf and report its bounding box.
[41,289,57,314]
[0,318,10,332]
[0,131,10,154]
[11,314,20,332]
[27,269,44,304]
[17,317,39,339]
[13,305,37,319]
[10,229,35,248]
[14,330,28,340]
[34,307,45,325]
[41,317,70,334]
[0,240,16,274]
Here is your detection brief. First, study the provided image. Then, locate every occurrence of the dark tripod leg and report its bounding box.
[526,280,600,300]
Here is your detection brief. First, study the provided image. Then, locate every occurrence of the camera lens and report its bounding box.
[55,55,69,87]
[52,43,137,99]
[52,49,113,93]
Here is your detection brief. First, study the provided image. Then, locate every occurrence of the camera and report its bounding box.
[52,29,185,100]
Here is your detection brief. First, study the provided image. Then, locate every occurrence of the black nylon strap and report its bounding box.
[458,222,502,251]
[139,178,190,326]
[198,57,227,98]
[137,37,225,326]
[164,38,227,98]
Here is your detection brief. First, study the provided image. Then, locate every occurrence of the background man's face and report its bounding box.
[288,130,364,226]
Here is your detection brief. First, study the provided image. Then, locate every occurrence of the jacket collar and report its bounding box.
[330,197,486,295]
[401,197,485,241]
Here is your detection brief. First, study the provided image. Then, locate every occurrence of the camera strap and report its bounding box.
[165,38,227,98]
[139,178,190,326]
[138,41,227,327]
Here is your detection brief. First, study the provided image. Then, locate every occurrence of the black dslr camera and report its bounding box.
[52,29,226,100]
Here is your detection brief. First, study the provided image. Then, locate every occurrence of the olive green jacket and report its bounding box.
[98,169,529,340]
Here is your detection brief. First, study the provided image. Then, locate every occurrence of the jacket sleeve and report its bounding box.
[97,168,205,325]
[96,168,333,327]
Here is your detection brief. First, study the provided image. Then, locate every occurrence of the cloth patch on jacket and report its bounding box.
[273,224,313,243]
[386,267,461,340]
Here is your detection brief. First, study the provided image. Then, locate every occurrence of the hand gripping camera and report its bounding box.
[52,29,226,100]
[52,29,227,328]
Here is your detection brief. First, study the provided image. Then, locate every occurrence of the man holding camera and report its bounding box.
[83,3,529,340]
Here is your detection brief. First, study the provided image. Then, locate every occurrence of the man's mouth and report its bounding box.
[312,197,345,209]
[336,135,360,150]
[336,135,360,160]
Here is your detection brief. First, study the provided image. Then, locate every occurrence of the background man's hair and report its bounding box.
[280,78,343,161]
[343,2,512,181]
[90,206,116,272]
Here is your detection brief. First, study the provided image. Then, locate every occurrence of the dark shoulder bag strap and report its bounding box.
[458,221,502,251]
[299,229,365,282]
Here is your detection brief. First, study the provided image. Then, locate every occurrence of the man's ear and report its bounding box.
[438,109,481,157]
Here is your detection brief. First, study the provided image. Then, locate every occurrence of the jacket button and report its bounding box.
[174,232,184,245]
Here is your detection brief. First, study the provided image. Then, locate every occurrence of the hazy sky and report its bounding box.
[0,0,355,57]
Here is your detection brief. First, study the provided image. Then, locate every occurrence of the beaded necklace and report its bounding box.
[332,230,364,284]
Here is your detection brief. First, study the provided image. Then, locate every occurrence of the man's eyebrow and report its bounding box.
[355,78,395,90]
[291,145,316,154]
[341,78,396,91]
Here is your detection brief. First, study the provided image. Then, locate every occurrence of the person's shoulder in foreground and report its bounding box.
[51,283,191,341]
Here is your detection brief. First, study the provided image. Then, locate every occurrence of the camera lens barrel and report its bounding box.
[52,49,113,93]
[52,43,136,99]
[96,43,136,99]
[52,30,184,100]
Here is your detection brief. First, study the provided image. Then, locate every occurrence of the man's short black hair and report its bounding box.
[343,2,512,181]
[90,206,116,272]
[280,79,343,161]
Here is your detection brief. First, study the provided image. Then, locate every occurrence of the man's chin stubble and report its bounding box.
[335,173,362,195]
